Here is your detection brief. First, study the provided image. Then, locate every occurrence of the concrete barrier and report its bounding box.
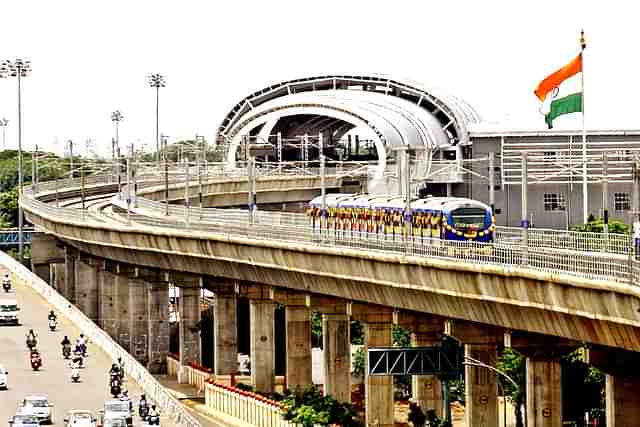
[205,382,299,427]
[167,353,180,378]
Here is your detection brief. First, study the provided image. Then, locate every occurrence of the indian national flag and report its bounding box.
[534,53,583,128]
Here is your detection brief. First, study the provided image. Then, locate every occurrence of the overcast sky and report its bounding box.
[0,1,637,156]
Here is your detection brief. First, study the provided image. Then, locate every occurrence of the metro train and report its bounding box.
[307,194,495,242]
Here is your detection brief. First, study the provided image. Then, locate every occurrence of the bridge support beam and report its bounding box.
[52,263,65,293]
[98,268,118,338]
[32,263,50,284]
[178,286,202,383]
[128,278,150,366]
[250,294,276,393]
[358,308,395,427]
[525,355,562,427]
[285,303,312,391]
[75,259,99,322]
[322,312,351,402]
[589,346,640,427]
[63,248,76,303]
[147,282,170,374]
[114,266,132,353]
[30,232,63,285]
[408,319,445,419]
[214,289,238,377]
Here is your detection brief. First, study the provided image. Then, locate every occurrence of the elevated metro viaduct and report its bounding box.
[21,74,640,427]
[23,173,640,427]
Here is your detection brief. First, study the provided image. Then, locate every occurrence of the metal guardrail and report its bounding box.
[0,251,201,427]
[22,173,640,288]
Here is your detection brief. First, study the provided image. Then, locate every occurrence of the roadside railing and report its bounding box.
[187,363,213,393]
[22,174,640,288]
[0,250,201,427]
[167,353,180,378]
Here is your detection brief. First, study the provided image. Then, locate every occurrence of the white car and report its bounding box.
[0,365,8,389]
[101,401,132,427]
[0,299,19,325]
[64,410,96,427]
[19,397,53,424]
[8,414,40,427]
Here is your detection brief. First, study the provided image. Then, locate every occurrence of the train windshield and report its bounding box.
[450,207,487,229]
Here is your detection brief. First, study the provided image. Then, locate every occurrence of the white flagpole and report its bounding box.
[581,29,588,224]
[580,30,589,224]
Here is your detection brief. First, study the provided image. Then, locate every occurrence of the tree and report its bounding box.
[281,385,360,427]
[496,348,525,427]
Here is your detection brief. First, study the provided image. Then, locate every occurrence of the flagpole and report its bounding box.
[581,29,588,224]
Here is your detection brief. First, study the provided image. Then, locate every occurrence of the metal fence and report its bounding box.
[0,250,201,427]
[22,173,640,288]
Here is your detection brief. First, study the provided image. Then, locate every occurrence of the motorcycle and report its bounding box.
[75,343,87,357]
[138,401,149,420]
[2,279,10,292]
[49,319,57,331]
[147,413,159,426]
[62,344,71,359]
[110,376,122,398]
[71,367,80,382]
[30,354,42,371]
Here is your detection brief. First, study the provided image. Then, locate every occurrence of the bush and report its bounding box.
[281,385,360,427]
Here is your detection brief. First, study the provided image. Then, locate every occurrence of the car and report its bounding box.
[0,299,20,325]
[100,417,127,427]
[100,401,131,427]
[0,365,8,389]
[8,414,40,427]
[64,411,96,427]
[19,397,53,424]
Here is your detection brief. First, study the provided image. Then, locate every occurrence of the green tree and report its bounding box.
[496,348,525,427]
[281,385,360,427]
[571,217,630,234]
[0,188,19,227]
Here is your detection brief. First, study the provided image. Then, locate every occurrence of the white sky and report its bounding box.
[0,1,638,156]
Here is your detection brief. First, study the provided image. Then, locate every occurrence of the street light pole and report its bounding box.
[148,73,166,171]
[1,58,31,263]
[111,110,124,184]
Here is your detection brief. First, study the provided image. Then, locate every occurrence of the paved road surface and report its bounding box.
[0,268,174,427]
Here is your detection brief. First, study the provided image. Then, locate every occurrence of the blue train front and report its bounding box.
[307,195,495,243]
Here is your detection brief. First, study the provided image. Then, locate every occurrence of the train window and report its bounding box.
[615,192,630,212]
[450,207,486,229]
[543,193,566,211]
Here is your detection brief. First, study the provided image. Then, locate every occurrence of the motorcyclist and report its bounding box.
[30,349,42,369]
[48,310,57,321]
[138,394,149,419]
[75,334,87,356]
[26,329,37,341]
[109,363,120,377]
[61,335,71,346]
[70,359,81,382]
[26,330,38,348]
[148,405,159,425]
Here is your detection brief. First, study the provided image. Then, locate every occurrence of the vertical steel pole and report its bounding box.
[248,157,255,224]
[126,154,131,222]
[602,153,609,235]
[277,132,283,174]
[54,173,59,208]
[164,139,169,216]
[156,85,160,171]
[320,154,326,231]
[112,138,116,183]
[80,155,85,210]
[521,152,529,265]
[396,149,403,197]
[17,72,23,262]
[185,157,190,226]
[132,144,138,208]
[404,146,412,241]
[198,152,203,219]
[117,145,122,200]
[489,152,495,215]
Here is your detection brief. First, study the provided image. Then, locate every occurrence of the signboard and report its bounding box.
[367,336,462,378]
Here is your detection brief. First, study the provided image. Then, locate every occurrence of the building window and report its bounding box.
[615,192,631,212]
[543,151,556,161]
[544,193,566,211]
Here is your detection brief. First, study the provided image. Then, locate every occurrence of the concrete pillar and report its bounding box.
[250,299,275,393]
[32,263,50,284]
[53,263,65,293]
[526,356,562,427]
[285,305,312,391]
[322,313,351,402]
[147,283,170,374]
[178,286,201,383]
[64,250,76,303]
[465,344,498,427]
[98,269,118,337]
[365,321,394,427]
[606,374,640,427]
[412,331,443,419]
[214,293,238,376]
[75,260,99,322]
[129,278,150,366]
[114,274,131,353]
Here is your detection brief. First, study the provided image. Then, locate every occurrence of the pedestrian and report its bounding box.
[408,399,426,427]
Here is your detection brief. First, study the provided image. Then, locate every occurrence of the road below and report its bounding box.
[0,267,174,426]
